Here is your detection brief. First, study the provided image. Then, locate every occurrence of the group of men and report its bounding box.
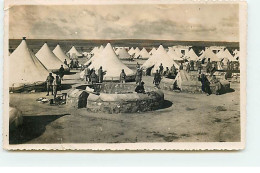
[46,65,65,98]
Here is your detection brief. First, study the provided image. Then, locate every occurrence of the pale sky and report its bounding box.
[9,4,239,41]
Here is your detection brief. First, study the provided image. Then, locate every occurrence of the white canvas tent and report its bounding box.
[9,38,49,89]
[90,47,99,55]
[53,44,71,63]
[217,49,238,62]
[149,47,157,55]
[133,47,141,58]
[86,43,135,80]
[137,48,150,59]
[67,46,82,58]
[36,43,69,72]
[117,47,131,59]
[128,47,135,55]
[142,45,179,74]
[199,48,220,62]
[184,48,199,61]
[167,47,184,61]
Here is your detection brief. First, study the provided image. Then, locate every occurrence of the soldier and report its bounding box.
[206,60,212,74]
[53,75,60,98]
[136,62,140,69]
[135,68,142,85]
[120,69,126,83]
[90,70,98,84]
[159,63,164,75]
[46,73,54,96]
[198,72,211,96]
[59,65,65,80]
[135,81,145,94]
[186,63,190,73]
[170,64,177,75]
[85,67,91,83]
[64,59,68,66]
[190,60,194,71]
[98,66,105,83]
[153,70,161,88]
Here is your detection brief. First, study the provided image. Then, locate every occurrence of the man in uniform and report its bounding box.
[90,70,98,84]
[120,69,126,83]
[135,68,142,85]
[64,59,68,66]
[135,81,145,94]
[186,62,190,73]
[153,70,161,88]
[159,63,164,75]
[59,65,65,81]
[53,75,61,98]
[46,73,54,96]
[85,67,91,83]
[98,66,105,83]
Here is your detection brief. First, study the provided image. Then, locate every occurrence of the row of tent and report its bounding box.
[9,37,74,88]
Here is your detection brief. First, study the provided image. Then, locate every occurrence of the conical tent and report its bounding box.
[137,48,150,59]
[142,45,179,74]
[199,49,220,62]
[53,44,71,63]
[88,43,134,80]
[67,46,82,57]
[117,48,131,59]
[149,47,157,55]
[128,47,135,55]
[36,43,69,72]
[167,47,184,61]
[133,47,141,58]
[90,47,99,54]
[84,46,104,65]
[217,49,237,62]
[185,48,199,61]
[9,38,49,88]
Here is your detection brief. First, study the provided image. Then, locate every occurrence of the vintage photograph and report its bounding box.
[3,0,247,150]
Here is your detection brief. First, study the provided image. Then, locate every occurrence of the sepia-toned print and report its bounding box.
[3,0,247,150]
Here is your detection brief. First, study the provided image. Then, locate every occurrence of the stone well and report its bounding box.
[67,83,164,113]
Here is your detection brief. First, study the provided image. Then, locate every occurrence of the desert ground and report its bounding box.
[9,58,240,144]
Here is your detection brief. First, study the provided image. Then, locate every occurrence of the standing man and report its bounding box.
[135,68,142,85]
[190,60,194,71]
[52,75,60,98]
[59,65,65,81]
[64,59,68,66]
[120,69,126,83]
[186,62,190,73]
[90,70,98,84]
[46,73,54,96]
[159,63,164,75]
[179,63,184,70]
[85,67,91,83]
[170,64,176,75]
[136,62,140,70]
[198,72,211,96]
[98,66,105,83]
[153,70,161,88]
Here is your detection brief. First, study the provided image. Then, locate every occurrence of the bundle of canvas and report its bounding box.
[9,81,46,93]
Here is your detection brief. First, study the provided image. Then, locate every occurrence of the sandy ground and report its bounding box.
[9,58,240,144]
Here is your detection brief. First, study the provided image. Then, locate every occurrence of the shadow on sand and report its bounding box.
[9,114,69,144]
[159,100,173,110]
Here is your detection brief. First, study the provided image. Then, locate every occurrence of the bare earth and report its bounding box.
[9,58,240,144]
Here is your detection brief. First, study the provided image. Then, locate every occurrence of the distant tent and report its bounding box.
[67,46,82,58]
[117,48,131,60]
[36,43,69,72]
[199,48,220,62]
[128,47,135,55]
[53,44,71,63]
[84,46,104,66]
[184,48,199,61]
[149,47,157,55]
[142,45,179,74]
[167,47,184,61]
[115,48,120,55]
[133,47,141,59]
[90,47,99,55]
[86,43,134,81]
[137,48,150,59]
[217,49,238,62]
[9,37,49,90]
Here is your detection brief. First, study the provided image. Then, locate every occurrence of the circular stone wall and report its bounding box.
[73,83,164,113]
